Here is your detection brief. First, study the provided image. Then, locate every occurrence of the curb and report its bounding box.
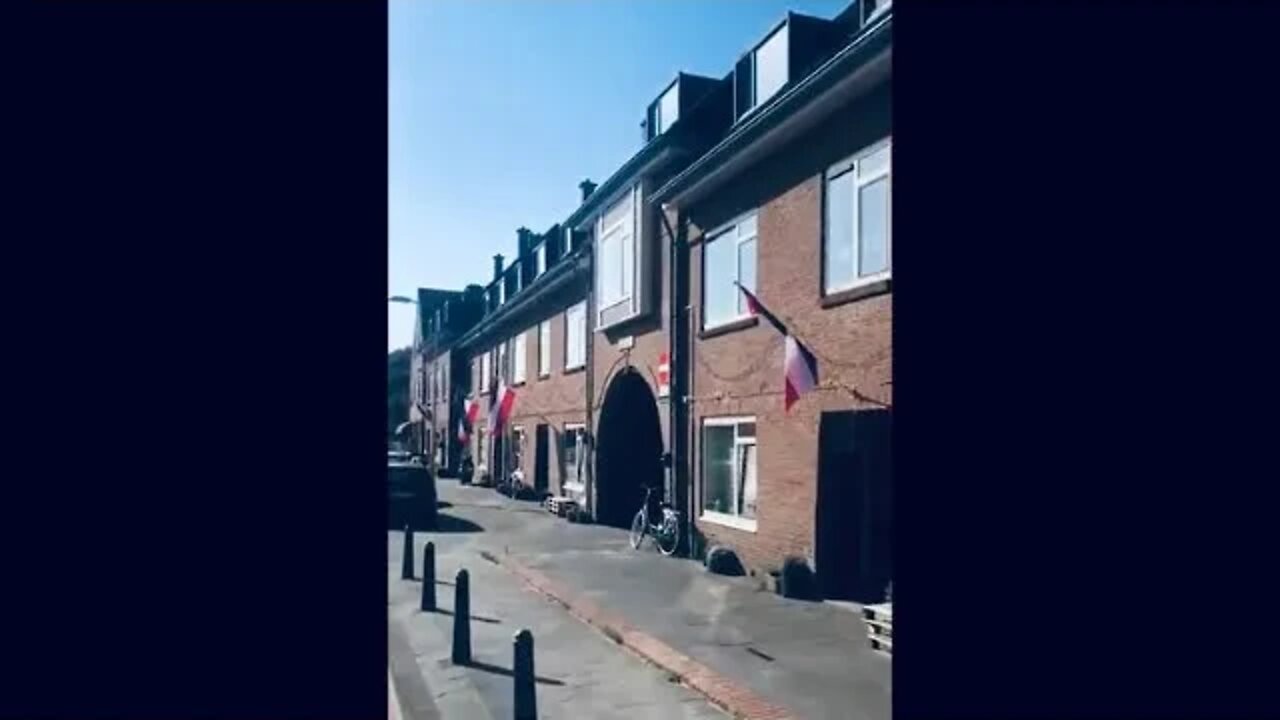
[491,550,798,720]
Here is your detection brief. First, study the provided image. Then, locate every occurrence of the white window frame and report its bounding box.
[538,320,551,378]
[595,186,637,324]
[513,330,527,385]
[565,301,586,370]
[701,210,759,331]
[480,351,491,393]
[497,342,507,384]
[824,137,892,295]
[562,423,586,492]
[700,416,758,532]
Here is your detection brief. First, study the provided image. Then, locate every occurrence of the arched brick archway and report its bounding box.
[594,366,664,529]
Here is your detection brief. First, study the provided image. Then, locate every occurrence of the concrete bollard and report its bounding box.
[513,629,536,720]
[401,524,415,580]
[451,569,471,664]
[420,541,436,612]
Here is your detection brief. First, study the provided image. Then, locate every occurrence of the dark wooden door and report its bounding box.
[816,409,892,602]
[534,424,549,494]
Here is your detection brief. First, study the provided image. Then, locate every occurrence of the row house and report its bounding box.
[423,0,891,603]
[457,221,591,494]
[414,285,485,474]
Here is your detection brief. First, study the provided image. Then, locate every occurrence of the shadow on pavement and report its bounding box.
[428,607,501,625]
[462,659,565,686]
[432,514,484,533]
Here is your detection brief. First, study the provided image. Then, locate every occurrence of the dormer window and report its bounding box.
[735,21,790,119]
[498,283,504,306]
[655,82,679,136]
[536,242,546,277]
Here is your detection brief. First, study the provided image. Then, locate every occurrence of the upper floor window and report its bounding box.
[736,23,789,119]
[536,243,547,278]
[565,301,586,370]
[498,282,505,306]
[655,82,679,136]
[538,321,551,377]
[596,188,636,321]
[480,351,491,393]
[702,212,758,330]
[497,342,507,383]
[824,138,891,294]
[512,331,527,384]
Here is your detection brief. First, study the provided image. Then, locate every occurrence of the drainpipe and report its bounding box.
[583,242,597,520]
[661,203,692,557]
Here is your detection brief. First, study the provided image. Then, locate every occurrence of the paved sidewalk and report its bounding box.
[438,481,891,720]
[388,507,727,719]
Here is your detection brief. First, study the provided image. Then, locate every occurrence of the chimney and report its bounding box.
[516,227,534,256]
[492,254,504,281]
[579,179,597,203]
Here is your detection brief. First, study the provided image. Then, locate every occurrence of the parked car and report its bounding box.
[388,460,437,529]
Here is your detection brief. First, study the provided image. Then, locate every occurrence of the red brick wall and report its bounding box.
[506,310,587,496]
[685,86,892,575]
[591,182,674,514]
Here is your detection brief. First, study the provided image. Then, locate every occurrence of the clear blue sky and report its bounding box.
[389,0,849,351]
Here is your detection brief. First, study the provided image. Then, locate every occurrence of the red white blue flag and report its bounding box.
[737,282,819,413]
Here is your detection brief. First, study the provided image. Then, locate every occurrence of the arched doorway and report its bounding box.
[595,367,664,528]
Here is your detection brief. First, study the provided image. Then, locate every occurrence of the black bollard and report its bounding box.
[513,629,536,720]
[401,524,415,580]
[451,569,471,664]
[420,541,436,612]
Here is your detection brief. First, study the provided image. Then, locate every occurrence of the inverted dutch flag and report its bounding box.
[737,282,819,413]
[487,378,516,435]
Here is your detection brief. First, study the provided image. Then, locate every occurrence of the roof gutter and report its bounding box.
[652,14,892,208]
[454,250,589,352]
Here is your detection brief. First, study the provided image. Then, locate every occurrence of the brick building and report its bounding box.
[653,0,892,600]
[414,285,485,475]
[403,0,892,602]
[457,222,591,495]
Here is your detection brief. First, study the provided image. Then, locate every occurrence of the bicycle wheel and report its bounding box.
[656,515,679,556]
[629,510,646,549]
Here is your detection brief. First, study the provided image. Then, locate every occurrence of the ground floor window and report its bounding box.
[562,423,586,490]
[701,417,758,531]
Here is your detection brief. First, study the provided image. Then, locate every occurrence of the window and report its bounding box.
[738,24,789,118]
[563,424,586,489]
[702,212,758,329]
[755,25,788,109]
[538,321,551,377]
[656,82,679,135]
[825,139,891,294]
[513,330,527,384]
[498,282,505,306]
[480,351,491,393]
[536,243,547,277]
[701,418,758,530]
[497,342,507,384]
[596,188,635,316]
[565,301,586,370]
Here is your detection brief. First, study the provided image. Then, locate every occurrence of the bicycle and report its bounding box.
[629,486,680,556]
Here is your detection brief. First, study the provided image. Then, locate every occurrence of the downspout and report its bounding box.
[661,204,691,557]
[583,244,597,520]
